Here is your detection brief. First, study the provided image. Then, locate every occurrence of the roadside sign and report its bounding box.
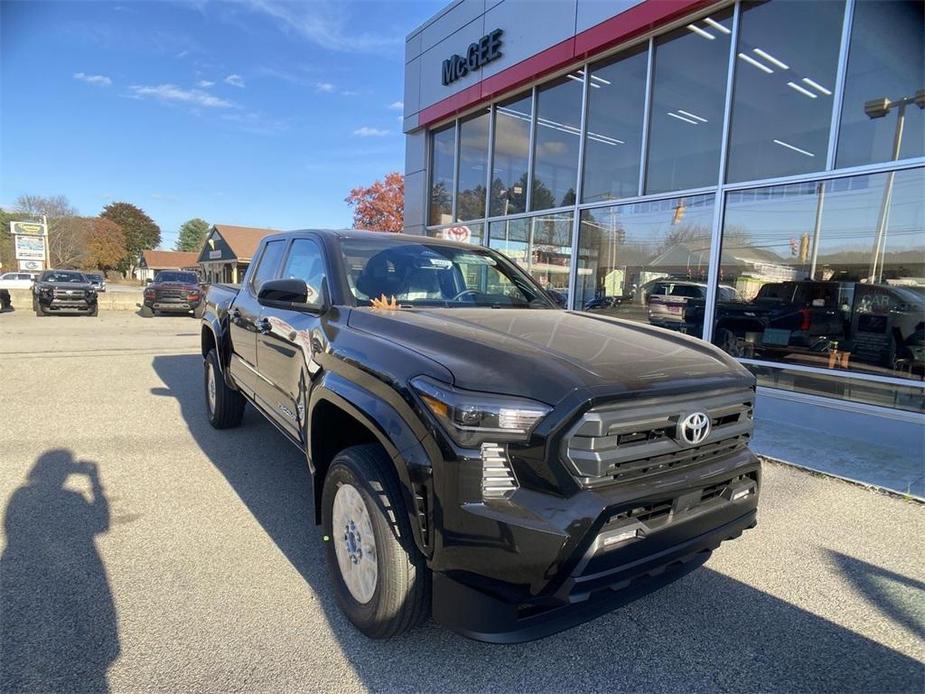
[10,221,47,236]
[19,259,44,271]
[15,234,46,261]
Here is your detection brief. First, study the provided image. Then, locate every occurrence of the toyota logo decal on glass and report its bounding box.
[679,412,711,445]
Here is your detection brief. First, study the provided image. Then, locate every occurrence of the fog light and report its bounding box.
[480,443,517,499]
[731,487,753,501]
[601,528,641,547]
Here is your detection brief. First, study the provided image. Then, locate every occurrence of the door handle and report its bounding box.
[255,317,272,334]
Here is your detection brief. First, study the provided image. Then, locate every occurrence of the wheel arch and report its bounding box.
[308,375,434,558]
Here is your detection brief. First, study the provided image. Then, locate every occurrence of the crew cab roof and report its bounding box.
[259,228,478,250]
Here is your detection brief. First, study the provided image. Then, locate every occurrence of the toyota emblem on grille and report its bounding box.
[679,412,711,445]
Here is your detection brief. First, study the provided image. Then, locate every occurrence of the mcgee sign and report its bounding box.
[442,29,503,86]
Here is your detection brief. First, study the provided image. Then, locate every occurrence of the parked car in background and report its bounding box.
[201,229,759,643]
[142,270,203,317]
[32,269,98,317]
[0,272,37,290]
[84,272,106,292]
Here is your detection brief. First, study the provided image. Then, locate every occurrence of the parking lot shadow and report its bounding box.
[152,354,923,693]
[0,449,119,693]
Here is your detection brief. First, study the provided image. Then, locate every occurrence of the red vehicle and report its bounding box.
[142,271,203,317]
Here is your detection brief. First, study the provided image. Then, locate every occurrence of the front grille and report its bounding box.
[157,289,187,301]
[563,389,754,487]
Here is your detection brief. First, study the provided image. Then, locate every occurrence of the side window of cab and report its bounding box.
[249,240,286,294]
[282,239,326,304]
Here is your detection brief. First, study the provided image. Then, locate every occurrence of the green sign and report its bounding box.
[11,221,47,236]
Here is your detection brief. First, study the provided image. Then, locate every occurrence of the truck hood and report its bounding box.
[347,308,752,405]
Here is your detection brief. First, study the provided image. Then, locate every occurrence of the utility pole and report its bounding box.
[43,214,50,270]
[864,89,925,284]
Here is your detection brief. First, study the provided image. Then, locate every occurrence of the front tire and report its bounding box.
[140,305,154,318]
[88,304,99,317]
[204,348,244,429]
[322,445,429,639]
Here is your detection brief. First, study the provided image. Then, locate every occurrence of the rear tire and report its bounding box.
[322,444,429,639]
[205,348,245,429]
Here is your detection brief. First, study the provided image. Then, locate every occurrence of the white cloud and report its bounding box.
[388,100,403,111]
[197,79,215,88]
[340,90,359,96]
[353,126,390,137]
[224,74,245,88]
[315,81,335,93]
[73,72,112,86]
[128,84,235,108]
[242,0,401,53]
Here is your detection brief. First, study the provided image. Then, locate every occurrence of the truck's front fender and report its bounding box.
[308,371,436,557]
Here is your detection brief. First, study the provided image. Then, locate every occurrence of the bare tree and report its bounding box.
[14,195,82,268]
[47,217,92,268]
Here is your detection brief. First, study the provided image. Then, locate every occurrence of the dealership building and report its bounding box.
[402,0,924,492]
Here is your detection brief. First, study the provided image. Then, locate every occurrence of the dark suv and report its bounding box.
[33,270,98,317]
[201,230,759,642]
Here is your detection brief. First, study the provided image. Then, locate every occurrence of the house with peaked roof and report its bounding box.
[197,224,278,284]
[137,249,201,282]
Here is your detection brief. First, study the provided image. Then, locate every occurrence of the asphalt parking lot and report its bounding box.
[1,310,923,693]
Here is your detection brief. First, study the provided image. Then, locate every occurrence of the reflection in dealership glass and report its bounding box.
[713,169,924,381]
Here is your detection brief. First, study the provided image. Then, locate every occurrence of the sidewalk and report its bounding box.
[752,390,924,498]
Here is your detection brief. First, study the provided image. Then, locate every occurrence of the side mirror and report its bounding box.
[144,278,153,285]
[257,277,327,313]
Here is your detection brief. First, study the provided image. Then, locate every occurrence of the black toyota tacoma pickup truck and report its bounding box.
[201,229,759,642]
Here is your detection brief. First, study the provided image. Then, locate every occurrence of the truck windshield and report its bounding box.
[339,238,555,309]
[155,272,198,284]
[41,271,86,283]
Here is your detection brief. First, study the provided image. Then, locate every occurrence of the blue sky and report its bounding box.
[0,0,440,248]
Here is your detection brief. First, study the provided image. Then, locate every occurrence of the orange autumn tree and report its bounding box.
[83,217,127,271]
[345,171,404,232]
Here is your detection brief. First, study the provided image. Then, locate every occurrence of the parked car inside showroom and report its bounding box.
[32,269,98,317]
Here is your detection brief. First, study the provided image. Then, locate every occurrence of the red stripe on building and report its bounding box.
[417,0,707,128]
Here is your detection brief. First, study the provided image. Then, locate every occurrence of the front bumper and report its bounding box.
[38,296,96,313]
[144,299,201,312]
[431,448,760,642]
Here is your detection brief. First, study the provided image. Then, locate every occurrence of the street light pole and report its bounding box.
[864,89,925,283]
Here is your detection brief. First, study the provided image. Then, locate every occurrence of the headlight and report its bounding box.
[411,376,551,448]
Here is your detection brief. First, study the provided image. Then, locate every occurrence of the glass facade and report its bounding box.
[456,108,490,221]
[531,74,583,210]
[489,92,532,217]
[836,0,924,168]
[429,125,455,226]
[576,194,715,331]
[714,168,924,384]
[489,213,574,297]
[424,0,925,411]
[581,45,648,203]
[645,8,733,194]
[726,0,844,182]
